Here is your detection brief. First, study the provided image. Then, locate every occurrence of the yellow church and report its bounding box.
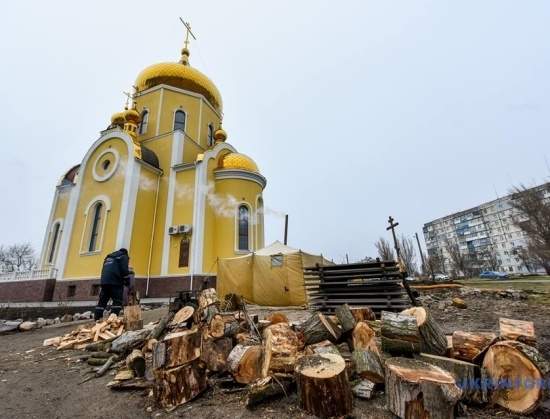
[38,36,266,300]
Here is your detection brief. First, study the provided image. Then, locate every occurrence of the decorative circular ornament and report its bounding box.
[92,148,120,182]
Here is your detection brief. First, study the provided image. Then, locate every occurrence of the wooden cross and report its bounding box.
[179,17,196,49]
[386,216,401,261]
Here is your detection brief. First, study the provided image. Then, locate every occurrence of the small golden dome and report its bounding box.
[219,153,259,173]
[135,62,222,113]
[214,127,227,142]
[123,107,141,124]
[111,111,125,125]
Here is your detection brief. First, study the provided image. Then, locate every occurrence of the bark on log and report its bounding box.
[415,352,484,404]
[482,340,550,414]
[209,314,225,338]
[246,376,294,408]
[350,307,376,322]
[153,360,207,409]
[352,379,375,400]
[294,352,353,418]
[198,288,219,309]
[353,349,385,384]
[305,340,340,356]
[149,312,174,340]
[170,306,195,326]
[300,313,341,345]
[385,357,462,419]
[352,321,379,353]
[126,349,146,377]
[110,329,151,354]
[381,311,421,356]
[152,328,201,370]
[498,318,536,346]
[227,344,263,384]
[223,320,241,338]
[124,305,143,331]
[335,304,356,333]
[452,331,497,363]
[402,307,447,356]
[201,336,232,372]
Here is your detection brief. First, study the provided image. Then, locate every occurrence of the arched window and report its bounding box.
[174,110,186,132]
[48,222,61,264]
[88,202,103,252]
[238,205,250,251]
[207,123,214,147]
[256,197,264,249]
[139,110,149,134]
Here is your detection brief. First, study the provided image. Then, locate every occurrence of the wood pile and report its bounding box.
[46,289,549,418]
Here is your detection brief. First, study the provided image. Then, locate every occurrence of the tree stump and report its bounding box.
[352,321,379,353]
[381,311,421,356]
[126,349,146,377]
[402,307,447,356]
[350,307,376,322]
[482,340,550,414]
[153,360,207,409]
[200,336,232,372]
[353,349,385,384]
[416,352,484,403]
[452,331,497,362]
[124,305,143,331]
[499,318,536,346]
[301,313,341,345]
[336,304,356,333]
[294,352,353,418]
[152,328,201,369]
[385,357,462,419]
[227,344,263,384]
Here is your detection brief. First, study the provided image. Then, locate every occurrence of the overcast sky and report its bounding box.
[1,1,549,263]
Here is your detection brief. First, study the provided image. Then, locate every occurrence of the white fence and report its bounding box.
[0,268,57,282]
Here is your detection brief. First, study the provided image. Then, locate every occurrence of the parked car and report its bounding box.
[434,273,450,281]
[479,271,509,279]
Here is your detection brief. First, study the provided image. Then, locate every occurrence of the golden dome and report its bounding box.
[123,107,141,124]
[111,111,125,125]
[214,127,227,142]
[219,153,259,173]
[135,61,222,113]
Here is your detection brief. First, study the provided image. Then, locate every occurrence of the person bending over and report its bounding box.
[94,248,131,321]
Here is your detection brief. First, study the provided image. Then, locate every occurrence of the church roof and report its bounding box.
[140,146,160,169]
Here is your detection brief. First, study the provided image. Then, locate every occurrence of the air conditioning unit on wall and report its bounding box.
[168,225,192,235]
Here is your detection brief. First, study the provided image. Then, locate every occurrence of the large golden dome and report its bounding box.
[219,153,259,173]
[135,52,222,113]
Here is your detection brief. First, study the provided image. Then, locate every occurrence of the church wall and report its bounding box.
[134,90,162,140]
[129,167,160,276]
[42,186,71,267]
[183,139,203,164]
[63,138,128,279]
[158,90,203,145]
[201,158,219,274]
[200,105,219,147]
[167,169,196,274]
[210,177,263,271]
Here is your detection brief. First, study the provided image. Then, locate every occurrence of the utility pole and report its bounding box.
[345,253,349,264]
[415,232,426,272]
[283,214,289,245]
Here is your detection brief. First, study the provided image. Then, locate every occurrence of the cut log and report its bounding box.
[294,352,353,418]
[452,331,497,362]
[350,306,376,322]
[108,378,152,391]
[402,307,447,356]
[43,336,62,347]
[126,349,146,377]
[415,352,484,403]
[335,304,356,333]
[265,312,289,325]
[269,356,299,374]
[305,340,340,356]
[482,340,550,414]
[123,305,143,331]
[149,312,173,340]
[114,369,134,381]
[200,336,232,372]
[227,344,263,384]
[300,312,341,345]
[385,357,462,419]
[261,323,303,377]
[110,329,151,354]
[208,314,225,338]
[170,306,194,326]
[223,320,241,338]
[198,288,219,309]
[352,379,375,400]
[353,349,385,384]
[499,318,536,346]
[352,321,379,353]
[381,311,421,356]
[246,375,294,408]
[153,360,207,409]
[152,328,201,370]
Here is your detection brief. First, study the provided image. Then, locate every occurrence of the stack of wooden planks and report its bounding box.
[43,314,124,350]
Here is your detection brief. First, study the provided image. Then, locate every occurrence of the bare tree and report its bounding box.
[512,245,537,273]
[479,246,500,271]
[509,185,550,274]
[400,235,417,275]
[425,253,444,276]
[444,239,468,278]
[375,237,395,261]
[0,243,36,272]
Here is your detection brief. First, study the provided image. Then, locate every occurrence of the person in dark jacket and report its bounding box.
[94,248,131,321]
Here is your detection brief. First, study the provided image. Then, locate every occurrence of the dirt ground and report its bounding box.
[1,288,550,419]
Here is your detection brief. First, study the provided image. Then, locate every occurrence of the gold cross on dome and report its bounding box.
[179,17,196,49]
